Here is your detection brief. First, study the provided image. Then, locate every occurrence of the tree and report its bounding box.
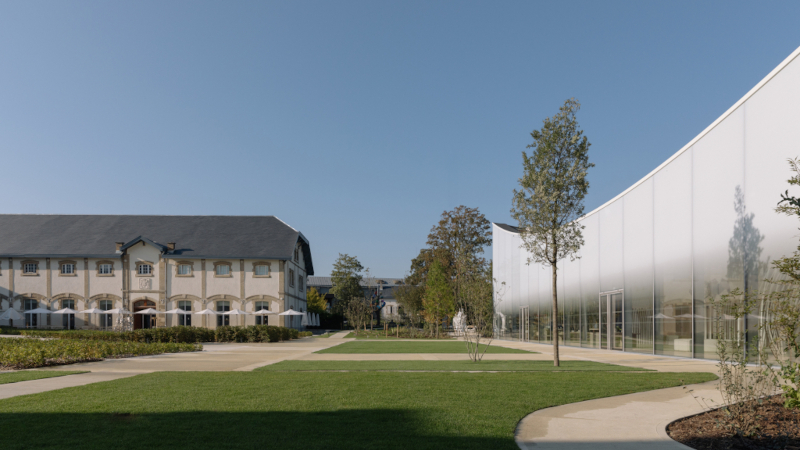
[330,253,364,312]
[455,259,495,361]
[510,98,593,366]
[423,261,454,338]
[306,287,327,314]
[343,297,371,336]
[425,206,491,303]
[395,281,424,329]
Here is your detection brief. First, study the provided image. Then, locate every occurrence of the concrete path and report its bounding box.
[0,337,349,399]
[482,339,720,450]
[329,331,352,338]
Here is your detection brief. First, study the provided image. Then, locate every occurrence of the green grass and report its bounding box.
[317,341,532,354]
[0,370,86,385]
[258,360,651,372]
[0,370,716,450]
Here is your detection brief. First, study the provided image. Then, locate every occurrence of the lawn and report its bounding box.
[258,360,651,372]
[0,370,86,385]
[0,371,715,450]
[317,341,532,354]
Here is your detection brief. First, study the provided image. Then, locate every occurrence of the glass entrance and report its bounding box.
[599,291,624,350]
[519,307,529,342]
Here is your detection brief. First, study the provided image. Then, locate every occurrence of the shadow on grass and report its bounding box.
[0,409,515,450]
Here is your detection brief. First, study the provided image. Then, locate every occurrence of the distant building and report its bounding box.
[0,215,313,330]
[307,276,404,321]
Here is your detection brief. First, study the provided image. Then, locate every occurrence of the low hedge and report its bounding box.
[20,325,306,344]
[0,327,21,336]
[0,337,201,370]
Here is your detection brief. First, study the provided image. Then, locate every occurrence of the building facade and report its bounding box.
[0,215,313,330]
[493,45,800,359]
[307,276,403,322]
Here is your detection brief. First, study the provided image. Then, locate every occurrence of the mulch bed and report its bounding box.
[668,395,800,450]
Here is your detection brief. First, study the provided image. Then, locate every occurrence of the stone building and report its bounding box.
[0,215,313,330]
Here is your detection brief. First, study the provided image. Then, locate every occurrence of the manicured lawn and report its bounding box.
[258,360,652,372]
[0,371,715,450]
[0,370,86,385]
[317,341,532,354]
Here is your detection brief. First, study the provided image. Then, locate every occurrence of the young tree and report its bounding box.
[343,297,372,336]
[306,287,327,314]
[455,259,495,361]
[511,98,593,366]
[423,261,454,338]
[330,254,364,312]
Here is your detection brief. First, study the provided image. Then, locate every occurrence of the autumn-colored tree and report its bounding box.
[306,287,327,314]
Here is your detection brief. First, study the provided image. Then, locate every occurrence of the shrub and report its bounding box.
[298,331,312,337]
[0,337,201,370]
[266,326,281,342]
[280,327,291,341]
[18,325,303,344]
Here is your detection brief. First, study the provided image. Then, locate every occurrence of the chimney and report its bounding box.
[115,242,124,252]
[167,242,176,251]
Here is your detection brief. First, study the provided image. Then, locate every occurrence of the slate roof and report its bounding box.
[307,276,403,287]
[0,215,313,275]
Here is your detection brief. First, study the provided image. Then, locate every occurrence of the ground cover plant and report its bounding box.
[258,360,650,372]
[0,370,715,450]
[0,327,21,335]
[317,341,532,354]
[0,370,86,385]
[0,338,201,369]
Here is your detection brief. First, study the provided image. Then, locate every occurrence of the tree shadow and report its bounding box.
[0,409,515,450]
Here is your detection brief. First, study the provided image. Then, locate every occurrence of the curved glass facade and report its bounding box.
[493,45,800,359]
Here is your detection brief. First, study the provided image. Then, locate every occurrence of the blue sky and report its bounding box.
[1,1,799,277]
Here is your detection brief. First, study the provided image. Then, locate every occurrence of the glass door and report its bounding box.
[599,291,624,351]
[519,307,529,342]
[611,293,623,350]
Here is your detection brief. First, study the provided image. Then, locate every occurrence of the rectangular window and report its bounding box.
[299,275,304,292]
[289,269,295,287]
[98,264,112,275]
[255,265,269,276]
[178,264,191,275]
[100,300,113,327]
[216,301,230,326]
[294,248,299,262]
[178,300,192,326]
[61,264,75,275]
[216,264,230,276]
[23,263,37,274]
[255,301,269,325]
[138,264,152,275]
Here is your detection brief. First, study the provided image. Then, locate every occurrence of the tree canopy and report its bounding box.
[330,253,364,310]
[306,287,327,314]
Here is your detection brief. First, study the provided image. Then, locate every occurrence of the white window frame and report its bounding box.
[61,264,75,275]
[99,264,113,275]
[137,264,153,276]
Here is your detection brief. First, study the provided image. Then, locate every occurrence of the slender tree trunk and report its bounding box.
[552,262,560,367]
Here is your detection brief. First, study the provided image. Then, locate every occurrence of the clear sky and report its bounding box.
[1,1,799,277]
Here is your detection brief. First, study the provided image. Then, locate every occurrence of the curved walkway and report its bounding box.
[485,340,720,450]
